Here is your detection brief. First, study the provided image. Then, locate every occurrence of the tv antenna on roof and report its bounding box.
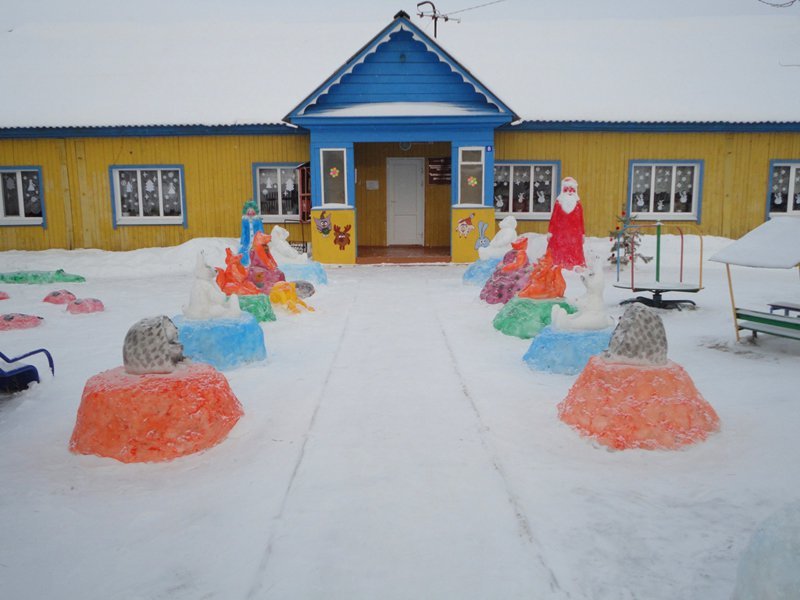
[416,1,506,38]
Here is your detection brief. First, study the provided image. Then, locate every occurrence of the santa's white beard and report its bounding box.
[557,191,580,213]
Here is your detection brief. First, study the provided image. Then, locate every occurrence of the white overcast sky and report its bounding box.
[3,0,795,27]
[2,0,798,126]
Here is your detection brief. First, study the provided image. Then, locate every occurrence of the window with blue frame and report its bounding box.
[458,147,484,205]
[254,164,300,219]
[629,161,701,220]
[1,167,44,226]
[321,149,347,205]
[111,166,184,225]
[768,161,800,216]
[493,162,558,218]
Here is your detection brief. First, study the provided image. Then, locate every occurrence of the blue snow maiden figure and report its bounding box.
[237,200,264,267]
[474,221,490,251]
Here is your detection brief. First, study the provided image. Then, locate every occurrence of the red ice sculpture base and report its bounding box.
[70,363,243,463]
[558,356,719,450]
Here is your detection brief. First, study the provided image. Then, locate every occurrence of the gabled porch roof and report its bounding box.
[285,11,517,128]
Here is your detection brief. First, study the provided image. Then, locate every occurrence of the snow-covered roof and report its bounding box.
[710,216,800,269]
[2,5,799,128]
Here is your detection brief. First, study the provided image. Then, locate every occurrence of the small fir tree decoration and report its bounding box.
[608,206,652,266]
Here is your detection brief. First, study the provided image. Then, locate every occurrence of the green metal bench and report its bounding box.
[735,308,800,342]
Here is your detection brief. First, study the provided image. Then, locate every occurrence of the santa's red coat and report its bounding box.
[547,201,586,269]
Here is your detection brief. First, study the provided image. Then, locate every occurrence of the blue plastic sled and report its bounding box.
[1,349,55,394]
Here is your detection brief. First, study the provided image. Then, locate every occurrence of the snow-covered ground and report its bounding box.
[1,235,798,599]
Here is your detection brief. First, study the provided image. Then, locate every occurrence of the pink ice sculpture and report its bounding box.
[43,289,77,304]
[0,313,44,330]
[66,298,104,314]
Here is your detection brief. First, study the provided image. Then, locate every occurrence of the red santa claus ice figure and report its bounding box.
[547,176,585,269]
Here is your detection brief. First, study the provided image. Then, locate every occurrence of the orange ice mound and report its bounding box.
[557,356,720,451]
[70,363,243,463]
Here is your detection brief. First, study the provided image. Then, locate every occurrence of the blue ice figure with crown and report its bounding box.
[237,200,264,267]
[463,215,518,286]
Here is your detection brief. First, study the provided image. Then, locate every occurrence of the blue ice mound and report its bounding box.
[733,501,800,600]
[173,313,266,371]
[463,258,501,286]
[523,326,613,375]
[280,262,328,286]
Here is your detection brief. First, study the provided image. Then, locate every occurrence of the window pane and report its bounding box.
[259,167,279,215]
[653,166,673,213]
[140,170,160,216]
[280,167,299,215]
[460,163,482,204]
[674,166,695,213]
[531,165,553,213]
[2,173,20,216]
[511,166,530,213]
[493,166,510,211]
[160,170,181,217]
[770,166,790,213]
[793,167,800,211]
[20,171,41,217]
[322,150,346,205]
[631,166,652,213]
[118,170,140,216]
[461,149,482,163]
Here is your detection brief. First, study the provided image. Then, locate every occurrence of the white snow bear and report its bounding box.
[551,261,614,331]
[183,252,241,320]
[268,225,308,265]
[478,215,518,261]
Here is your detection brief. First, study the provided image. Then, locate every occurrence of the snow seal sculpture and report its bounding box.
[183,253,241,320]
[557,304,719,450]
[601,303,667,365]
[122,316,185,375]
[71,315,243,463]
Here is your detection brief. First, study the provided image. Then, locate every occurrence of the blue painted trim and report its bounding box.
[626,160,704,223]
[285,15,517,122]
[108,164,187,228]
[503,121,800,133]
[0,124,305,140]
[766,159,800,220]
[0,165,46,228]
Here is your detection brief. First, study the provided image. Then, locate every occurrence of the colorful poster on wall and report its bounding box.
[451,206,495,263]
[310,208,356,264]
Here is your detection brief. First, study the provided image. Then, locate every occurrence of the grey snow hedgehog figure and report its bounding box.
[601,303,668,366]
[122,316,186,374]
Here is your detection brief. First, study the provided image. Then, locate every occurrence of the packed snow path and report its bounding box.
[247,269,566,598]
[1,244,799,600]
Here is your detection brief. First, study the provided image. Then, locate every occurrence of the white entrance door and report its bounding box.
[387,157,424,245]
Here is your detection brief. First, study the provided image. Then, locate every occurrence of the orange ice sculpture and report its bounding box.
[557,304,719,451]
[70,316,243,463]
[517,251,566,299]
[269,281,314,314]
[215,248,261,296]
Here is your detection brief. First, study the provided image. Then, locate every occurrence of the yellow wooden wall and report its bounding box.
[354,142,451,247]
[495,130,800,240]
[0,134,310,251]
[3,129,798,252]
